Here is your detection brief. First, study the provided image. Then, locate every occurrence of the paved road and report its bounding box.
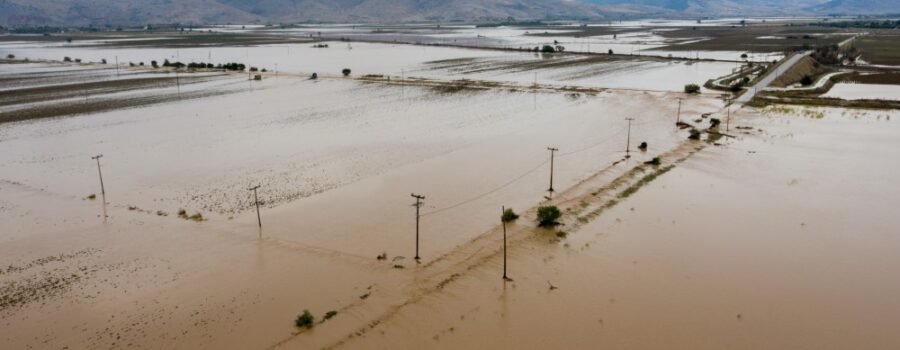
[735,50,812,104]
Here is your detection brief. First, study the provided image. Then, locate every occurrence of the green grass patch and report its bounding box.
[618,165,675,199]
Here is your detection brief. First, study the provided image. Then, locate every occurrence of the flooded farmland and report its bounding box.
[1,20,900,350]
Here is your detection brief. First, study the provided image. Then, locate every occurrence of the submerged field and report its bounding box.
[1,25,899,350]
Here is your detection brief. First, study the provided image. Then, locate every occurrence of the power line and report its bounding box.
[557,125,627,157]
[248,185,262,228]
[625,118,635,157]
[546,147,558,195]
[411,193,425,261]
[421,126,631,217]
[421,159,548,217]
[91,154,105,196]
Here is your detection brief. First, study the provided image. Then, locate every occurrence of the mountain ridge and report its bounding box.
[1,0,898,27]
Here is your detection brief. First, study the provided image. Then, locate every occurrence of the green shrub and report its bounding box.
[295,310,315,328]
[541,45,556,53]
[536,206,561,227]
[689,129,701,140]
[684,84,701,94]
[800,75,814,86]
[342,68,351,76]
[323,310,337,322]
[501,208,519,223]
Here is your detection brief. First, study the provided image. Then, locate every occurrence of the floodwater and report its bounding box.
[823,82,900,101]
[0,56,727,348]
[0,40,738,92]
[2,33,899,349]
[227,22,794,61]
[319,105,900,349]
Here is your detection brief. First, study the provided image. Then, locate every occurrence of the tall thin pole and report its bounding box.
[547,147,558,194]
[91,155,105,196]
[676,98,683,124]
[115,56,119,77]
[726,102,731,132]
[411,193,425,261]
[249,185,261,227]
[625,118,635,157]
[501,206,508,280]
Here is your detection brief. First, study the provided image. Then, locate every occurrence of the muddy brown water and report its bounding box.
[1,56,898,349]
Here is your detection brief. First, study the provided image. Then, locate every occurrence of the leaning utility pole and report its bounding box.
[625,118,635,157]
[249,185,261,227]
[91,154,105,196]
[411,193,425,261]
[546,147,558,195]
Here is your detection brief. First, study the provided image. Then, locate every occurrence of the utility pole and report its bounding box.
[411,193,425,261]
[249,185,261,227]
[115,56,119,77]
[676,97,683,124]
[546,147,558,195]
[91,155,105,196]
[625,118,635,157]
[501,206,509,281]
[726,101,731,132]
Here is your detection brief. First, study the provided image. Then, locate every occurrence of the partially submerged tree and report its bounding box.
[689,129,701,140]
[684,84,701,94]
[501,208,519,223]
[536,206,561,227]
[295,310,314,328]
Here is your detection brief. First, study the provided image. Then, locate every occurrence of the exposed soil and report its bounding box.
[770,56,830,88]
[838,71,900,85]
[0,62,241,124]
[856,34,900,66]
[658,25,847,52]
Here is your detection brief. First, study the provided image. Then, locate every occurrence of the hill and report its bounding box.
[1,0,900,27]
